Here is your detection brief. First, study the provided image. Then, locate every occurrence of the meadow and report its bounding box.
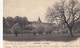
[3,32,80,42]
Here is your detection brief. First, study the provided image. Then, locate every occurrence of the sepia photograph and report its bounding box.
[3,0,80,48]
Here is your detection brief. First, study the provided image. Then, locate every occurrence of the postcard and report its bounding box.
[3,0,80,48]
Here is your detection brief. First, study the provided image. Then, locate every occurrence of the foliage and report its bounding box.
[6,17,14,28]
[35,23,45,35]
[14,16,28,28]
[12,23,22,37]
[3,17,10,28]
[46,0,80,37]
[45,25,53,34]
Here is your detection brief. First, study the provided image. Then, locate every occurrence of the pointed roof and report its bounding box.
[37,17,42,23]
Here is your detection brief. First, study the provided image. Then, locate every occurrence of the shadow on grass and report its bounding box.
[3,33,80,42]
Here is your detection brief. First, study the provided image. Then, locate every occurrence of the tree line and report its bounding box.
[3,16,29,37]
[3,16,54,37]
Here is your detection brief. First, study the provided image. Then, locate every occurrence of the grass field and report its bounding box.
[3,33,80,42]
[3,36,80,48]
[3,33,80,48]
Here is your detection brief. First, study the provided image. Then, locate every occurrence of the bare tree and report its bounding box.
[46,0,80,37]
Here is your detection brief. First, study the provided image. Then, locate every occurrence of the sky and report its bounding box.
[3,0,80,22]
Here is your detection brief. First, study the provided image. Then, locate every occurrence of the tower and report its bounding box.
[37,17,42,23]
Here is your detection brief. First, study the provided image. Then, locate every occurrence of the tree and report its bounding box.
[3,17,10,35]
[6,17,14,28]
[35,23,45,35]
[46,0,80,37]
[45,25,53,35]
[14,16,28,28]
[21,17,28,29]
[3,17,6,28]
[13,16,29,36]
[12,23,22,37]
[3,17,9,28]
[14,16,22,27]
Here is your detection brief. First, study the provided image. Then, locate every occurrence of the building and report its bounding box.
[26,17,55,29]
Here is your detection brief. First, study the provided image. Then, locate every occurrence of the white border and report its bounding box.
[0,0,3,48]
